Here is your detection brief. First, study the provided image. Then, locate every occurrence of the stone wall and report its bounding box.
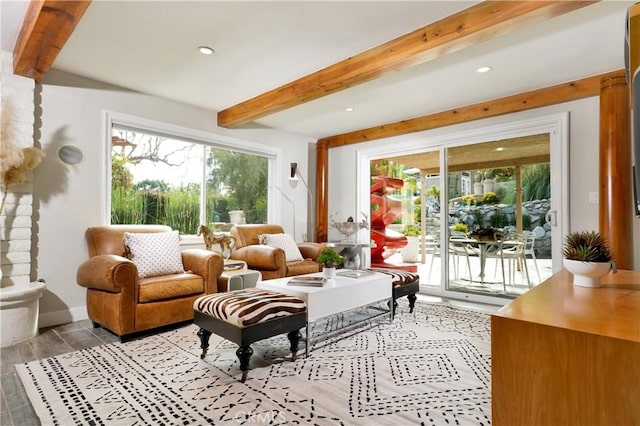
[449,199,552,258]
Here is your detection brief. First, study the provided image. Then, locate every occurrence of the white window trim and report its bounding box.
[104,110,283,232]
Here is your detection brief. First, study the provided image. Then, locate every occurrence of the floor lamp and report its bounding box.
[274,186,296,240]
[289,162,315,242]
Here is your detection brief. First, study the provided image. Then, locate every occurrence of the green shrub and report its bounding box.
[452,222,469,233]
[426,185,440,200]
[490,212,508,228]
[402,224,421,237]
[495,182,515,204]
[461,194,477,206]
[481,191,498,204]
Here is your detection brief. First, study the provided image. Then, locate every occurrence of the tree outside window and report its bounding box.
[110,128,268,234]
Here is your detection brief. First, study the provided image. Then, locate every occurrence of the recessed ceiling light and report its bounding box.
[198,46,214,55]
[345,107,355,112]
[495,147,504,152]
[476,66,492,73]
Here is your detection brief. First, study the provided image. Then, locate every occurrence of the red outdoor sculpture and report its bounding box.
[370,176,417,272]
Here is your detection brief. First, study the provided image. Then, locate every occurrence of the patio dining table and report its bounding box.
[453,237,522,285]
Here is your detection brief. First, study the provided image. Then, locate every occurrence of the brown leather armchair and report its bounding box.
[77,225,224,340]
[230,224,323,280]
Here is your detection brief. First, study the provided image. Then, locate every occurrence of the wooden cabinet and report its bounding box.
[491,269,640,426]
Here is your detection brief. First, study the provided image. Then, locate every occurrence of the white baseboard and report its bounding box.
[39,305,89,328]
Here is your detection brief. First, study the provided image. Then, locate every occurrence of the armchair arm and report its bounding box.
[298,242,324,260]
[76,254,138,293]
[182,249,224,294]
[231,245,286,273]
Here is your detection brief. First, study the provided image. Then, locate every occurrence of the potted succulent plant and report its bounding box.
[316,247,344,278]
[563,231,616,287]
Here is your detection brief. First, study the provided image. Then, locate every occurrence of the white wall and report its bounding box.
[34,69,314,327]
[327,97,640,269]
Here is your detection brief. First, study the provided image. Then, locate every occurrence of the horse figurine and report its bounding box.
[197,224,235,259]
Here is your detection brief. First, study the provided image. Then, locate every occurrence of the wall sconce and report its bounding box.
[290,162,299,181]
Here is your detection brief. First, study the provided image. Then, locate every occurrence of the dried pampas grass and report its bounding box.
[1,100,44,214]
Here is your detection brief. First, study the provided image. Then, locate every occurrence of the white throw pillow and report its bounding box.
[261,233,304,262]
[123,231,185,278]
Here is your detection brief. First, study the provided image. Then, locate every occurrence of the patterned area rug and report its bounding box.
[16,301,491,425]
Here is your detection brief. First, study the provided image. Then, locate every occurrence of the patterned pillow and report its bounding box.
[260,233,304,262]
[123,231,185,278]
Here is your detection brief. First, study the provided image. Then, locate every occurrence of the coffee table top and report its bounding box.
[256,272,392,322]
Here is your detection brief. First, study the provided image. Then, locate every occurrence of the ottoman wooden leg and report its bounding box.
[287,330,302,360]
[236,345,254,383]
[197,328,212,359]
[407,293,417,313]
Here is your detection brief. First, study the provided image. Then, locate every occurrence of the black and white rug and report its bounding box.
[16,301,491,425]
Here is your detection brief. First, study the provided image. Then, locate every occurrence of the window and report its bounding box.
[110,121,272,235]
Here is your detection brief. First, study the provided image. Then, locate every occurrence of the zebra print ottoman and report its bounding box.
[366,268,419,318]
[193,288,307,382]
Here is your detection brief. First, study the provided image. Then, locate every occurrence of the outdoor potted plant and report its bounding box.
[562,231,616,287]
[401,224,421,262]
[316,247,344,279]
[451,222,469,235]
[470,226,495,242]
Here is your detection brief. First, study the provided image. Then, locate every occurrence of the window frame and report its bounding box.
[104,111,282,237]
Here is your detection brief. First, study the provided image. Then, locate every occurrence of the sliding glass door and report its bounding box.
[359,113,568,304]
[444,135,553,298]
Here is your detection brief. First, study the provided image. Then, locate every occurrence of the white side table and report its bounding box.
[218,261,261,292]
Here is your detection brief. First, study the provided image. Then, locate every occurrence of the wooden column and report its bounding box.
[315,140,329,242]
[514,166,523,233]
[599,71,633,269]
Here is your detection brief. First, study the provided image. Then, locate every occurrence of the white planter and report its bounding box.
[401,236,419,262]
[323,267,336,279]
[0,281,47,347]
[563,259,613,288]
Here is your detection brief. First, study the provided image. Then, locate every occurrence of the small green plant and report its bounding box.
[490,212,508,229]
[461,194,477,206]
[563,231,613,262]
[481,191,498,204]
[452,222,469,234]
[402,224,421,237]
[426,185,440,200]
[316,247,344,268]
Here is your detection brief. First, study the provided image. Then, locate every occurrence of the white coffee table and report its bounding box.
[256,271,392,355]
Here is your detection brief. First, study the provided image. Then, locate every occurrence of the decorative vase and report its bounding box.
[563,259,613,288]
[400,236,419,262]
[323,267,336,279]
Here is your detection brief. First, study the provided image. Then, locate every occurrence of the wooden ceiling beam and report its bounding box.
[13,0,91,82]
[320,70,621,148]
[217,0,597,129]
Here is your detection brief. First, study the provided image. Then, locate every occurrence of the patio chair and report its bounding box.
[522,231,541,283]
[448,235,476,282]
[488,233,531,289]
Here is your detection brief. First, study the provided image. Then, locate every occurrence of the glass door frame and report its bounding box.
[356,113,569,306]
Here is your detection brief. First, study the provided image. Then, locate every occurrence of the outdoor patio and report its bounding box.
[385,248,554,298]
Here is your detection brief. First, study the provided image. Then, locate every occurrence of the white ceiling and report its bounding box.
[1,1,634,140]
